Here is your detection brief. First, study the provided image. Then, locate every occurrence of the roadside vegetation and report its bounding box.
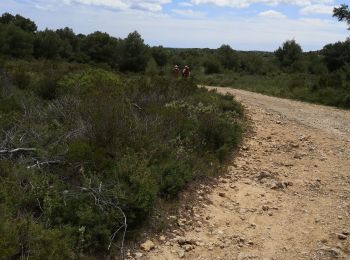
[198,40,350,109]
[0,15,244,258]
[1,9,349,109]
[0,5,349,258]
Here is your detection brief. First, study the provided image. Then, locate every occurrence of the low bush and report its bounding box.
[198,72,350,109]
[0,61,244,258]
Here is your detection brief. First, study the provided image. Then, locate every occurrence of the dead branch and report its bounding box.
[77,185,127,259]
[27,160,61,169]
[133,103,142,110]
[0,148,36,154]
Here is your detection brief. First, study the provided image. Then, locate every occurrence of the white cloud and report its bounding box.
[178,2,193,6]
[172,8,205,17]
[2,0,348,51]
[68,0,129,9]
[140,16,347,51]
[190,0,334,8]
[300,4,334,15]
[30,0,171,12]
[259,10,286,19]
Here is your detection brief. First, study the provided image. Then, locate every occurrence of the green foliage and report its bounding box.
[120,31,148,72]
[0,62,244,257]
[56,27,80,59]
[0,13,37,32]
[81,31,121,67]
[116,152,158,218]
[199,70,350,109]
[217,44,240,70]
[333,4,350,29]
[0,24,34,58]
[34,29,64,59]
[0,13,150,72]
[146,58,159,76]
[307,52,328,74]
[11,67,31,89]
[322,40,350,71]
[151,46,168,67]
[203,59,222,74]
[240,52,269,74]
[275,40,303,68]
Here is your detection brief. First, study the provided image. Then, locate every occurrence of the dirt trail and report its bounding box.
[132,88,350,260]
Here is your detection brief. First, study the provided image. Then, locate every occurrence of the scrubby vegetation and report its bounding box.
[1,5,349,257]
[0,58,243,258]
[198,40,350,109]
[1,11,349,109]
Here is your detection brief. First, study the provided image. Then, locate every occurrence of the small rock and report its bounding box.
[262,205,269,211]
[249,223,257,228]
[217,230,224,235]
[178,249,185,258]
[140,240,155,251]
[290,143,299,148]
[319,246,341,258]
[159,235,166,241]
[294,153,306,159]
[134,252,143,259]
[182,244,193,252]
[176,236,186,245]
[337,233,347,240]
[219,192,226,197]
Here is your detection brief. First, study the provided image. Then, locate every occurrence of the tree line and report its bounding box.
[1,11,349,109]
[1,10,350,75]
[0,12,151,72]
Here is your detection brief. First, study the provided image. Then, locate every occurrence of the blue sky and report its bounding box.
[0,0,349,51]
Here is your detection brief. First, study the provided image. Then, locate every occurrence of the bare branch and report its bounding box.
[27,160,61,169]
[0,148,36,154]
[133,103,142,110]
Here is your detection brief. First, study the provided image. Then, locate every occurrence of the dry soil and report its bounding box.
[132,87,350,260]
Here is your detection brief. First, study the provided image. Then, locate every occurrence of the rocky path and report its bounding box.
[131,88,350,260]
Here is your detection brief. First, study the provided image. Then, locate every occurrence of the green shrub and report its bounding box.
[11,68,31,89]
[0,96,21,113]
[157,160,191,198]
[0,64,244,257]
[203,59,222,74]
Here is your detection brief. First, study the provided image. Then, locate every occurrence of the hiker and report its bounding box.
[173,65,180,78]
[182,65,190,78]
